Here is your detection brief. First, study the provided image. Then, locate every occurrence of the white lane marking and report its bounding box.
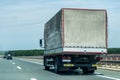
[96,75,120,80]
[95,72,102,75]
[31,78,37,80]
[17,66,22,70]
[30,61,43,65]
[16,58,43,65]
[13,62,15,64]
[27,61,43,65]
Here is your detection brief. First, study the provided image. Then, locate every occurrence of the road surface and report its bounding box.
[0,58,120,80]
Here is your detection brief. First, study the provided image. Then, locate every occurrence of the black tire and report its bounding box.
[45,66,50,70]
[88,70,94,74]
[54,57,60,73]
[82,68,88,74]
[82,67,95,74]
[44,56,50,70]
[7,57,9,60]
[10,57,12,60]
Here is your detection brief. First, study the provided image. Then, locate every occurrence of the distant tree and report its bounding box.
[9,49,44,56]
[108,48,120,54]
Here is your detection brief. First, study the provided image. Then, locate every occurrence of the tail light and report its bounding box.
[95,57,103,61]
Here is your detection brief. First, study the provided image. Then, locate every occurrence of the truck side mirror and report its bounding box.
[40,39,42,47]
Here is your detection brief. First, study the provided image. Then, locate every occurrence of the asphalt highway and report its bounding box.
[0,58,120,80]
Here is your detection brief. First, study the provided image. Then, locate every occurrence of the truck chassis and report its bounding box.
[44,54,100,74]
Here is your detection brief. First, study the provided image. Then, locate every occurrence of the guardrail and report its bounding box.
[97,62,120,71]
[100,60,120,63]
[97,54,120,70]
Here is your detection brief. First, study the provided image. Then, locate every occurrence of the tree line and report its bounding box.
[108,48,120,54]
[4,48,120,56]
[9,49,44,56]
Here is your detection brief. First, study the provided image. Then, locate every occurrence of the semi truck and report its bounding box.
[40,8,108,74]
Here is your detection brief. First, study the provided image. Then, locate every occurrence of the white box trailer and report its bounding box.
[44,8,107,55]
[41,8,107,74]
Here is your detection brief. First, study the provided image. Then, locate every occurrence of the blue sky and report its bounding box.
[0,0,120,50]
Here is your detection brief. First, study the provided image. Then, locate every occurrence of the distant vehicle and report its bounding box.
[7,54,12,60]
[40,8,108,74]
[3,56,6,59]
[3,52,12,60]
[3,52,7,59]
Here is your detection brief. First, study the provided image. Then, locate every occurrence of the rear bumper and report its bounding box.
[62,63,97,68]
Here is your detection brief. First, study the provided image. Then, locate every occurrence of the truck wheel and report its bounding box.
[88,70,94,74]
[44,57,50,70]
[45,66,50,70]
[54,57,59,73]
[82,68,88,74]
[82,68,95,74]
